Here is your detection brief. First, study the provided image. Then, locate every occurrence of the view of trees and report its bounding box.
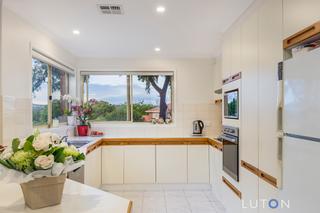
[137,75,171,122]
[85,101,154,122]
[33,61,173,126]
[32,58,68,126]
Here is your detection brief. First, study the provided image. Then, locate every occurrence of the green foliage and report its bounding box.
[23,136,35,152]
[32,59,48,93]
[133,102,154,122]
[89,101,127,121]
[32,104,48,126]
[10,150,35,173]
[75,153,86,161]
[0,159,13,169]
[53,147,65,163]
[228,99,237,117]
[52,99,63,119]
[12,138,20,153]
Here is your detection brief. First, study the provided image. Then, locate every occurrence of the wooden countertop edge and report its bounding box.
[86,137,223,154]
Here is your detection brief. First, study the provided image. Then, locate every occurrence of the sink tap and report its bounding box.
[61,136,68,142]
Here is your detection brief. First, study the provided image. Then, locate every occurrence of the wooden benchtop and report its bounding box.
[86,137,223,154]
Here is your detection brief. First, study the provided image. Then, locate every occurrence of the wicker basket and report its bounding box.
[20,175,66,209]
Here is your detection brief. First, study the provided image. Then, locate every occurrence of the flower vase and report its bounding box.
[77,125,89,136]
[20,175,66,209]
[67,116,75,126]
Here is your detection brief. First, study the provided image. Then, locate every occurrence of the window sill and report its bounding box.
[34,123,70,131]
[91,121,176,128]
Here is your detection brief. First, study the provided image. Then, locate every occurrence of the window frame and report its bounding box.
[80,71,175,124]
[32,57,70,128]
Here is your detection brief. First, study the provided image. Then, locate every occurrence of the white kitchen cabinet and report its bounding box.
[240,10,259,167]
[188,145,209,183]
[222,33,232,80]
[156,145,188,183]
[283,0,320,38]
[212,148,223,201]
[102,146,124,184]
[240,169,259,213]
[258,0,283,187]
[84,147,102,188]
[231,24,242,75]
[124,145,156,184]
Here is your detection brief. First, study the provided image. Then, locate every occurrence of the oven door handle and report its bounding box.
[220,135,238,144]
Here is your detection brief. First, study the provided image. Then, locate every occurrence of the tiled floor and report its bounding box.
[104,187,226,213]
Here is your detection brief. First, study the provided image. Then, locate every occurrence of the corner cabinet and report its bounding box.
[84,147,102,188]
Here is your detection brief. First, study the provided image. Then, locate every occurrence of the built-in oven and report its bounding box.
[220,126,239,181]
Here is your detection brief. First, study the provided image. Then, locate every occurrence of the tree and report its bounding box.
[137,76,171,121]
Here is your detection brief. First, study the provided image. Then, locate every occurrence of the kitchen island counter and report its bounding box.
[0,179,132,213]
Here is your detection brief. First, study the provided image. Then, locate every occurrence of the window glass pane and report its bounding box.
[86,75,129,121]
[32,58,48,126]
[52,67,69,123]
[132,75,173,123]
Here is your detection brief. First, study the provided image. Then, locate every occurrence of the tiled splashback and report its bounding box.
[1,96,33,145]
[0,99,222,145]
[89,103,222,138]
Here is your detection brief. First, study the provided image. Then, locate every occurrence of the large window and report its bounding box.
[32,58,70,127]
[81,72,173,124]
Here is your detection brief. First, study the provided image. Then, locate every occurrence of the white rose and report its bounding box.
[33,132,52,151]
[0,147,13,160]
[34,155,54,169]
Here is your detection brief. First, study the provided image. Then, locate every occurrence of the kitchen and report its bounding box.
[0,0,320,213]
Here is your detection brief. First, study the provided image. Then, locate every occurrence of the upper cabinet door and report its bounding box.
[222,34,232,80]
[231,25,242,76]
[284,0,320,38]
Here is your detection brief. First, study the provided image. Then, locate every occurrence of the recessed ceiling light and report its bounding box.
[156,6,166,13]
[72,30,80,35]
[154,47,161,52]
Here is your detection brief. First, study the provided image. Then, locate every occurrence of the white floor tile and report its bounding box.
[102,184,226,213]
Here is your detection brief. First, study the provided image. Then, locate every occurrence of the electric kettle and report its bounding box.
[193,120,204,135]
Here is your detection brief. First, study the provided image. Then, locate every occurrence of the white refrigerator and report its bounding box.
[280,47,320,213]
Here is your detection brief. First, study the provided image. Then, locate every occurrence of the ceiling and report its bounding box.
[4,0,254,58]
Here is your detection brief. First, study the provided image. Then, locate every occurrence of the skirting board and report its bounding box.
[101,184,212,192]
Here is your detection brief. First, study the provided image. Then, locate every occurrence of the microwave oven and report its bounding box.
[224,89,239,119]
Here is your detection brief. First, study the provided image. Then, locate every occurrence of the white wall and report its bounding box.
[77,58,221,138]
[0,6,76,145]
[0,0,3,143]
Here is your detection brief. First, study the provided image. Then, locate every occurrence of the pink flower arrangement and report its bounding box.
[75,99,96,126]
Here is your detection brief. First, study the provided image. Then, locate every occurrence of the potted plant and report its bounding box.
[0,130,85,209]
[76,99,96,136]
